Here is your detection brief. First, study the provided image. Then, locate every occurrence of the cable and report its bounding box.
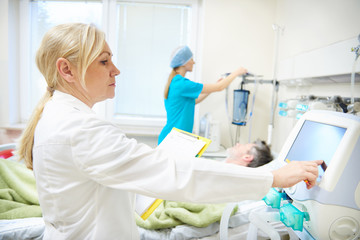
[247,75,259,143]
[225,86,235,146]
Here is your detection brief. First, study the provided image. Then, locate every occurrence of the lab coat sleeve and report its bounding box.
[71,115,273,203]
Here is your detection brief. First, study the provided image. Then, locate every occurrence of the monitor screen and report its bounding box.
[284,120,347,180]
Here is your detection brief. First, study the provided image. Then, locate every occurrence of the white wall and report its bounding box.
[198,0,277,148]
[270,0,360,153]
[276,0,360,59]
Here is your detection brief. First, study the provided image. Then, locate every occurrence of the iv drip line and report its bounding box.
[248,75,259,143]
[225,86,235,146]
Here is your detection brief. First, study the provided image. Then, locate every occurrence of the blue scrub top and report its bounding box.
[158,74,203,144]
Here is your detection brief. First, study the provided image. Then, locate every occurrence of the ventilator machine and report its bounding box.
[261,110,360,240]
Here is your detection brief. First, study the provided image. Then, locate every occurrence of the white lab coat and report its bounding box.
[32,91,273,240]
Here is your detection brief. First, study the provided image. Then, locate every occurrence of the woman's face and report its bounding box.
[84,43,120,105]
[184,58,195,72]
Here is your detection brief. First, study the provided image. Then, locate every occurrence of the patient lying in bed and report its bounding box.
[135,140,274,231]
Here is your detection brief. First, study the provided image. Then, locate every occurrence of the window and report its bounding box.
[17,0,198,134]
[114,2,191,119]
[21,0,102,122]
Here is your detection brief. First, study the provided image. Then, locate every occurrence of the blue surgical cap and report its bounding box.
[170,46,193,68]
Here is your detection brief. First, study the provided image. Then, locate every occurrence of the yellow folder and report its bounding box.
[135,128,212,220]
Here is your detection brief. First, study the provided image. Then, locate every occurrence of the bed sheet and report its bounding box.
[0,201,288,240]
[0,217,44,240]
[138,200,289,240]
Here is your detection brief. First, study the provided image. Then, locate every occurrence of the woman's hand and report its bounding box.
[233,67,247,76]
[202,67,247,93]
[271,160,323,189]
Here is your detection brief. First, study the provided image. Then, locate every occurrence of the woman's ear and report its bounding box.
[56,58,76,83]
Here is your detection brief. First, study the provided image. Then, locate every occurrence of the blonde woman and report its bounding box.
[17,23,322,239]
[158,46,247,144]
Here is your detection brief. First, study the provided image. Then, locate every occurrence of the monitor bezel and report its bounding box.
[277,110,360,191]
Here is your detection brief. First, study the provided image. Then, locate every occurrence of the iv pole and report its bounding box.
[268,24,284,145]
[228,24,283,146]
[233,75,279,144]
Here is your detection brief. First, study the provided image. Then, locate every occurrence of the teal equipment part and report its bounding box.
[296,103,308,111]
[278,102,287,109]
[262,188,289,209]
[278,110,287,117]
[279,203,309,231]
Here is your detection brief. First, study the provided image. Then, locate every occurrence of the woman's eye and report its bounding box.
[101,60,108,65]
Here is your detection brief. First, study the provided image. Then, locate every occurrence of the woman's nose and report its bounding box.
[112,64,120,77]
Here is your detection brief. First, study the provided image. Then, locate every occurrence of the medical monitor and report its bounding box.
[284,120,346,181]
[277,110,360,240]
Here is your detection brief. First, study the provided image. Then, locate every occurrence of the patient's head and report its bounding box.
[225,140,273,167]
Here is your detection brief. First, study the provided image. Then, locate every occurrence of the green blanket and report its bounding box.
[136,200,237,230]
[0,158,42,219]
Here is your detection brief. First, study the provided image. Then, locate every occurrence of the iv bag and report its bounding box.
[232,89,249,125]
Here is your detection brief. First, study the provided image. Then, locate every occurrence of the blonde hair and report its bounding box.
[164,68,179,99]
[17,23,106,170]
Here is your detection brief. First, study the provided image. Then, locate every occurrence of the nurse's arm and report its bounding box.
[201,67,247,93]
[195,93,210,104]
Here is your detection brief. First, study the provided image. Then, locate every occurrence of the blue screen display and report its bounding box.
[285,120,347,180]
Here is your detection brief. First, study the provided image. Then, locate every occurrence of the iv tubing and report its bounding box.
[225,86,235,146]
[351,56,359,104]
[248,76,259,143]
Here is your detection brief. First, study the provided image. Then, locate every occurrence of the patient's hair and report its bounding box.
[17,23,106,170]
[248,140,273,168]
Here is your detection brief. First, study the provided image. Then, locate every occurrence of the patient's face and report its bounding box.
[226,143,256,166]
[230,143,255,157]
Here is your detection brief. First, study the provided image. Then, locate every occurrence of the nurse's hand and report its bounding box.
[271,160,323,189]
[233,67,247,76]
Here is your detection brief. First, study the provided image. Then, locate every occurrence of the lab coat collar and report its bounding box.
[52,90,95,114]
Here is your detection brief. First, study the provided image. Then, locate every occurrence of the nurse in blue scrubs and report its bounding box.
[158,46,247,144]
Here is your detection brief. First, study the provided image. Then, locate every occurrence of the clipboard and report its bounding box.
[158,128,211,157]
[135,128,212,220]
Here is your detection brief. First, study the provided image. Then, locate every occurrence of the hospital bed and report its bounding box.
[1,110,359,239]
[0,201,288,240]
[0,143,288,240]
